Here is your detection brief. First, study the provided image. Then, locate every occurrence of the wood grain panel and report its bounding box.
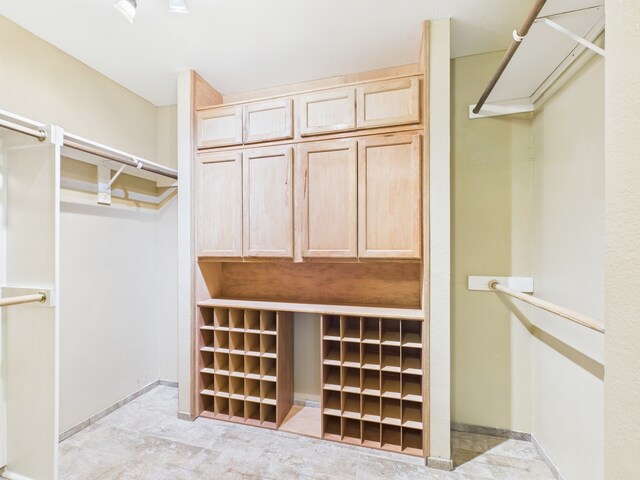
[243,98,293,144]
[299,87,356,136]
[357,78,420,129]
[298,140,357,258]
[220,262,421,308]
[197,105,243,148]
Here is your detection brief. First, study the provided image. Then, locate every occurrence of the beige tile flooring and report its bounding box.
[59,386,555,480]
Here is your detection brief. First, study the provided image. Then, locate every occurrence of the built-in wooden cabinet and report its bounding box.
[243,146,293,258]
[197,152,243,257]
[298,140,358,258]
[298,87,356,136]
[358,135,421,259]
[243,98,293,144]
[196,105,243,149]
[356,78,420,129]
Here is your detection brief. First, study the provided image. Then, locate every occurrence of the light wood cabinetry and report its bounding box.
[298,140,357,258]
[356,78,420,129]
[197,152,243,257]
[196,105,243,149]
[243,98,293,144]
[298,87,356,136]
[243,146,293,258]
[358,135,421,259]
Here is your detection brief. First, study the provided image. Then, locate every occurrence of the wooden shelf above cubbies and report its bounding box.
[197,298,424,320]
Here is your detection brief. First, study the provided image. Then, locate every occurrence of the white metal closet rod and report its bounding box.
[0,292,47,308]
[0,118,47,142]
[489,280,605,334]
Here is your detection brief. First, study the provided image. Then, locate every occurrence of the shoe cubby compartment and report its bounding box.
[245,378,261,402]
[401,320,421,348]
[342,418,361,445]
[402,428,423,456]
[245,310,260,332]
[245,400,261,426]
[323,415,341,441]
[323,365,341,391]
[261,333,277,357]
[341,316,361,342]
[362,421,381,448]
[229,331,244,353]
[323,340,341,365]
[214,329,229,351]
[323,315,340,340]
[361,344,380,370]
[342,367,361,393]
[342,342,361,368]
[229,354,245,375]
[362,395,381,422]
[245,355,261,379]
[320,314,425,457]
[381,345,401,372]
[381,319,400,346]
[322,390,341,416]
[229,309,245,331]
[362,369,380,396]
[198,306,292,430]
[381,398,401,426]
[213,308,229,329]
[260,310,277,334]
[401,347,422,375]
[245,332,260,354]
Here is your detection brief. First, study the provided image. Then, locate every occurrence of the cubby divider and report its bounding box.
[213,308,229,329]
[245,310,261,332]
[230,309,245,331]
[341,316,361,342]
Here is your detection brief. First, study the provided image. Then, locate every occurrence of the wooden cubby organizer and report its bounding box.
[197,306,293,429]
[321,315,425,457]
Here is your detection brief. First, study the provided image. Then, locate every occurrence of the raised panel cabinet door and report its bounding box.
[243,98,293,144]
[197,152,243,257]
[356,78,420,129]
[299,140,357,258]
[196,105,243,149]
[298,87,356,136]
[358,135,421,259]
[243,146,293,257]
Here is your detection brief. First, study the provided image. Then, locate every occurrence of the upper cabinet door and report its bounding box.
[243,98,293,144]
[196,106,243,149]
[298,140,357,258]
[356,78,420,129]
[298,87,356,136]
[197,152,243,257]
[358,134,422,259]
[243,146,293,258]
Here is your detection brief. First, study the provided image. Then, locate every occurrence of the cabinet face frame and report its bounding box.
[298,140,358,258]
[356,78,420,129]
[298,87,356,136]
[197,152,243,257]
[197,105,244,149]
[243,146,294,258]
[357,134,422,259]
[243,98,294,144]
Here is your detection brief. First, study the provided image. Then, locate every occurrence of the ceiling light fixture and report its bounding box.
[168,0,188,14]
[114,0,137,23]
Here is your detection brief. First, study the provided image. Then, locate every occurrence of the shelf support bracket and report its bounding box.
[97,162,129,206]
[543,18,605,57]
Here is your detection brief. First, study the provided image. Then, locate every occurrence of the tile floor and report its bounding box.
[59,386,556,480]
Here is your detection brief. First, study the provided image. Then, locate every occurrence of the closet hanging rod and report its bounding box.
[0,292,47,308]
[472,0,548,114]
[64,138,178,180]
[489,280,604,334]
[0,118,47,142]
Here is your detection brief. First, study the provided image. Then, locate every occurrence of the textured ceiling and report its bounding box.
[0,0,600,106]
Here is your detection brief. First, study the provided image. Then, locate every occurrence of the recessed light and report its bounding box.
[168,0,188,14]
[114,0,137,23]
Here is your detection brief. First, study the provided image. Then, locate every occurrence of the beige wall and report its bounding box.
[0,16,178,432]
[451,51,533,433]
[604,1,640,478]
[531,54,604,480]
